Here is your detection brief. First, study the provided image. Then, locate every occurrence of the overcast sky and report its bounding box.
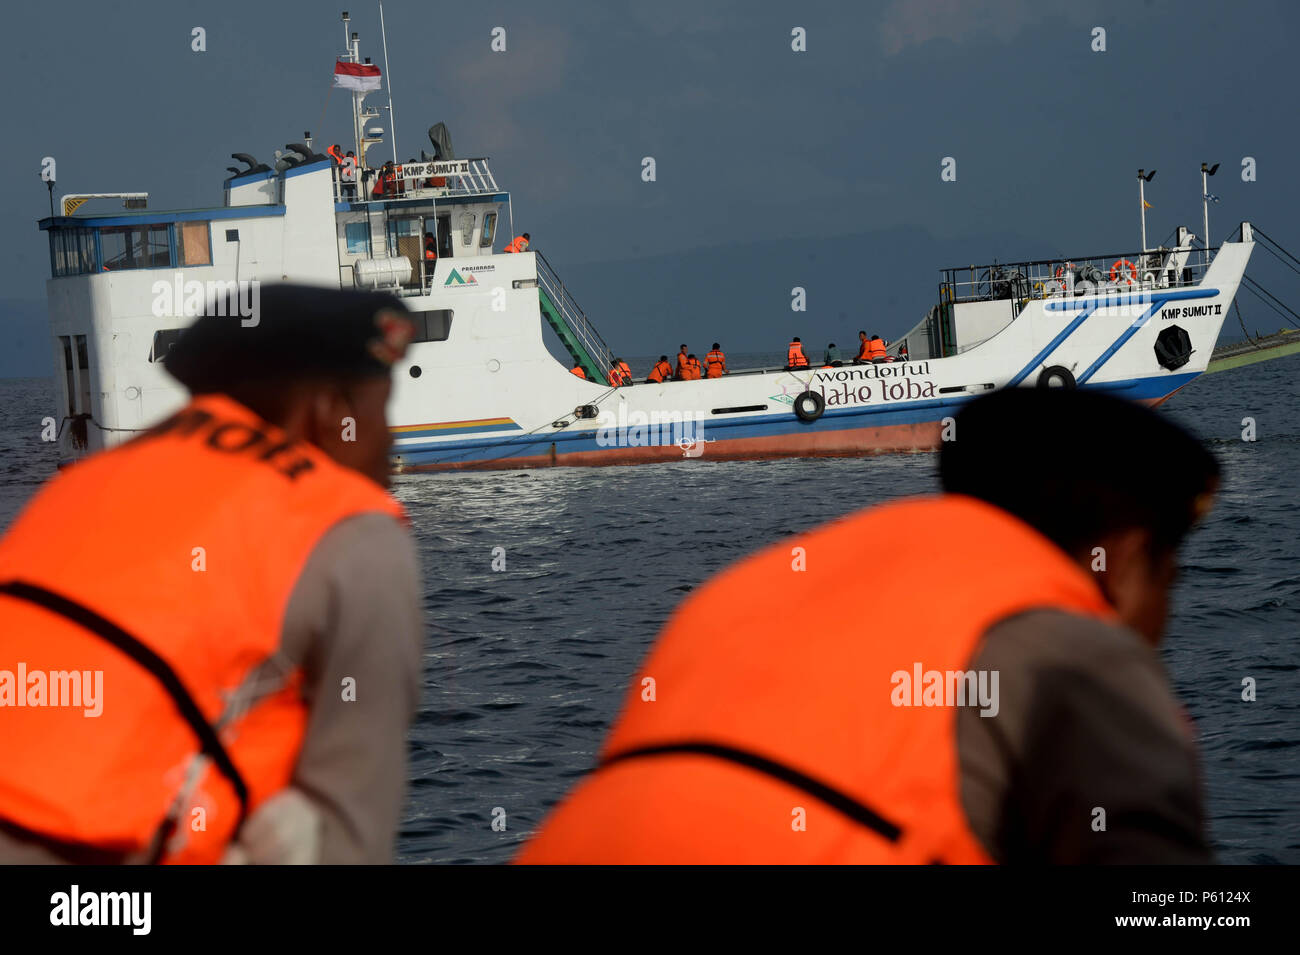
[3,0,1298,361]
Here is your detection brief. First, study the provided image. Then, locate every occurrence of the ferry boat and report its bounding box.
[37,19,1254,472]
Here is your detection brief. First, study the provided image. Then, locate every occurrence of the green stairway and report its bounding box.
[539,288,604,380]
[534,250,614,382]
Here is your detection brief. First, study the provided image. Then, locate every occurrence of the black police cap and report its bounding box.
[165,284,415,394]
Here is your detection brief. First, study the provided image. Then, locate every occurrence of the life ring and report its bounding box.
[1110,259,1137,285]
[793,390,825,422]
[1036,365,1077,389]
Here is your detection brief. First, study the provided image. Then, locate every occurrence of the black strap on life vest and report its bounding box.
[600,740,902,843]
[0,581,252,839]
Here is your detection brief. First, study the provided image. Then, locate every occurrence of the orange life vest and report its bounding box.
[0,395,404,864]
[868,338,887,360]
[570,366,587,379]
[617,361,632,381]
[673,353,689,379]
[647,361,672,383]
[505,236,530,254]
[856,339,871,361]
[326,145,343,165]
[517,495,1117,864]
[705,350,726,377]
[787,342,808,367]
[425,241,437,262]
[606,366,625,387]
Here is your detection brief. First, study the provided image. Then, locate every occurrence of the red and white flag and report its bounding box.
[333,60,382,92]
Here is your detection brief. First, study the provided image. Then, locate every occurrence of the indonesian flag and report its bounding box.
[334,60,382,92]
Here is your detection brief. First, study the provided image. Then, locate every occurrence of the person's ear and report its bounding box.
[1090,526,1167,644]
[306,387,347,449]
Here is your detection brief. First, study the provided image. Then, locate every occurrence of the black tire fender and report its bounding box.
[1036,365,1076,389]
[793,390,825,422]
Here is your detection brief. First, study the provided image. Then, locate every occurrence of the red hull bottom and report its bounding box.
[396,421,946,474]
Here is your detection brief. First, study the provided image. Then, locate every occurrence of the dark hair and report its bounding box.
[659,355,668,361]
[872,334,880,339]
[939,389,1220,560]
[522,233,531,239]
[793,337,801,343]
[712,342,720,349]
[828,342,836,348]
[859,330,867,336]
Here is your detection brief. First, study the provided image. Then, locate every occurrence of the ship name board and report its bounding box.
[1160,303,1222,319]
[398,160,472,178]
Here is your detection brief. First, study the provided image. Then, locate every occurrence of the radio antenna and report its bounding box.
[379,1,397,164]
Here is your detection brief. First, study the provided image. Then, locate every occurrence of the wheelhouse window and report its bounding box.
[100,224,172,271]
[49,228,98,276]
[178,221,211,266]
[480,212,497,248]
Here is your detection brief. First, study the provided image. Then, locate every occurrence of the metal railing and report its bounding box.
[535,250,616,376]
[940,245,1216,310]
[332,158,501,204]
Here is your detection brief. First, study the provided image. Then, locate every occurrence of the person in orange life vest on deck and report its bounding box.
[673,345,690,380]
[517,388,1220,864]
[424,232,438,269]
[570,363,587,379]
[646,356,673,383]
[705,344,727,378]
[504,233,531,253]
[326,144,343,165]
[868,334,888,363]
[607,359,632,387]
[339,150,358,200]
[854,330,871,363]
[0,285,424,865]
[785,336,809,369]
[680,354,702,380]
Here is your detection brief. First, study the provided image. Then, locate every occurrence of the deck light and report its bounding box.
[1201,163,1220,265]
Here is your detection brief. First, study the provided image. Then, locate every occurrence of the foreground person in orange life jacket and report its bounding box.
[519,389,1220,864]
[0,285,424,865]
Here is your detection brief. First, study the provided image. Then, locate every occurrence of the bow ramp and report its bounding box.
[535,251,614,380]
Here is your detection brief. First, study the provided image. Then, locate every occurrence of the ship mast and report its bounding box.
[340,11,384,172]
